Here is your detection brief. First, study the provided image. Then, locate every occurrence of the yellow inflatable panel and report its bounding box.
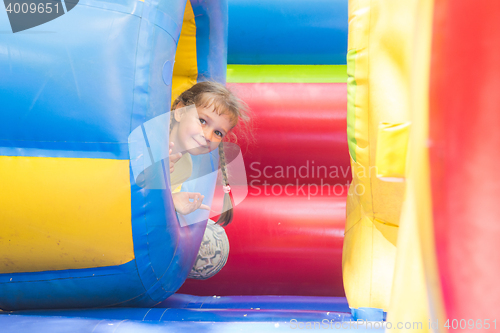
[172,0,198,102]
[344,0,416,311]
[0,156,134,273]
[387,0,446,331]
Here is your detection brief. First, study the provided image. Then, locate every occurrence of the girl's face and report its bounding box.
[196,104,234,153]
[174,103,234,155]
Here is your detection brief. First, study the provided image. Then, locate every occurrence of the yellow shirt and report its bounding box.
[170,153,193,193]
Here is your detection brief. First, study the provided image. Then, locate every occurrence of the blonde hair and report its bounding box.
[171,81,250,226]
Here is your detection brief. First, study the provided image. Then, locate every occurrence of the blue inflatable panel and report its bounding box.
[5,308,351,323]
[0,0,176,159]
[227,0,348,65]
[0,315,385,333]
[158,294,351,312]
[0,0,227,310]
[4,295,353,322]
[0,0,228,159]
[0,296,392,332]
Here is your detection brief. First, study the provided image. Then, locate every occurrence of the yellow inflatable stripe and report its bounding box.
[226,65,347,83]
[172,0,198,103]
[0,156,134,274]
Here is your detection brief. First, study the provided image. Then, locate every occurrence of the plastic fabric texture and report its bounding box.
[0,0,228,310]
[343,0,415,311]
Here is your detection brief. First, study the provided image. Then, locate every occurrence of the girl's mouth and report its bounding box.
[193,138,209,149]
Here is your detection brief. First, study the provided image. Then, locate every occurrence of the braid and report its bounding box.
[169,112,175,134]
[219,142,229,186]
[216,142,234,226]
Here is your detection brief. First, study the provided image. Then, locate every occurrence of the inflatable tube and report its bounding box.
[228,82,350,185]
[227,0,348,64]
[179,186,347,297]
[429,0,500,323]
[178,3,350,297]
[180,68,350,298]
[0,0,226,310]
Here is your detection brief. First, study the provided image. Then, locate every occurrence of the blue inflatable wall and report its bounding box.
[0,0,227,310]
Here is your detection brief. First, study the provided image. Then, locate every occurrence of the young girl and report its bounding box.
[168,81,250,226]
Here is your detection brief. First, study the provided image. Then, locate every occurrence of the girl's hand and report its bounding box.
[172,192,210,215]
[169,142,182,174]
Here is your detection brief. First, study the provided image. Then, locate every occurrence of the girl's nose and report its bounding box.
[202,129,212,143]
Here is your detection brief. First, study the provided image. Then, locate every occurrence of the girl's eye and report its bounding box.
[215,130,223,138]
[199,118,206,125]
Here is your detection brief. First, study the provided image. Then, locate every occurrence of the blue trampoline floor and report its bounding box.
[0,294,386,332]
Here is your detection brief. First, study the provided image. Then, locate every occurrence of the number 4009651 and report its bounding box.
[444,319,496,330]
[6,2,60,14]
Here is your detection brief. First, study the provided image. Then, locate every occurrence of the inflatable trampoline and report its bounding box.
[1,0,499,332]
